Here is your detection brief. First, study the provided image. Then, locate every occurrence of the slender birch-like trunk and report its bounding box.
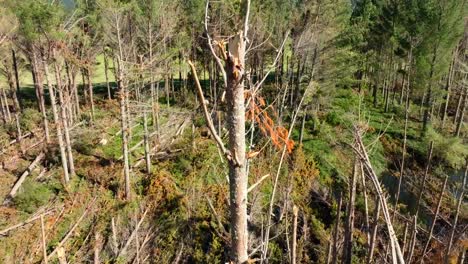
[42,55,69,183]
[420,175,448,263]
[343,159,357,264]
[367,196,380,264]
[445,162,468,263]
[331,194,342,264]
[55,60,75,177]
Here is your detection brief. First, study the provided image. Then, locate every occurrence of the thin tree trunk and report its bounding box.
[32,54,50,143]
[119,80,130,200]
[41,213,48,264]
[415,141,434,217]
[1,87,11,122]
[360,161,370,242]
[0,90,7,123]
[367,196,381,264]
[343,159,358,264]
[454,87,466,137]
[143,111,151,173]
[12,49,21,108]
[331,194,342,264]
[453,87,464,124]
[292,205,298,264]
[94,231,101,264]
[394,82,410,220]
[457,249,466,264]
[148,21,159,136]
[43,56,70,183]
[165,74,170,107]
[225,32,248,263]
[299,113,306,145]
[445,162,468,263]
[441,53,456,129]
[420,175,448,263]
[401,221,409,257]
[407,215,417,263]
[54,57,75,177]
[354,128,404,264]
[4,152,45,201]
[115,14,131,200]
[86,68,95,121]
[111,217,119,256]
[104,51,112,100]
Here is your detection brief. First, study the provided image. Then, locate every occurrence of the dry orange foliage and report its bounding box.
[245,91,295,153]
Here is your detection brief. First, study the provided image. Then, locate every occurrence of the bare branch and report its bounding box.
[188,60,233,163]
[204,0,227,88]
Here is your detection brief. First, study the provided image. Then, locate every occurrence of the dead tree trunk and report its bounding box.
[420,174,448,263]
[4,152,45,202]
[407,215,417,263]
[104,50,112,100]
[394,78,410,220]
[1,87,11,122]
[31,53,50,143]
[367,196,381,264]
[331,194,342,264]
[41,213,48,264]
[343,159,358,264]
[353,127,405,264]
[86,67,95,121]
[360,161,370,242]
[415,141,434,217]
[119,73,130,200]
[54,56,75,177]
[143,111,151,173]
[445,162,468,263]
[454,84,467,137]
[441,53,456,129]
[225,32,248,264]
[292,205,299,264]
[43,56,70,183]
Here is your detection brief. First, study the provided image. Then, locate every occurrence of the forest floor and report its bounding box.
[0,77,466,262]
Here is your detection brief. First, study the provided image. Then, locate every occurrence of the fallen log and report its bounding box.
[3,152,45,204]
[116,208,149,259]
[47,197,96,260]
[352,126,405,264]
[0,209,55,236]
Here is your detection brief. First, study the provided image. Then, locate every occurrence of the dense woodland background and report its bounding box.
[0,0,467,263]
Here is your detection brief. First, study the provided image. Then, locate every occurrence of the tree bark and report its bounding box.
[445,162,468,263]
[415,141,434,217]
[420,174,448,263]
[367,196,381,264]
[86,67,95,121]
[343,159,358,264]
[41,213,48,264]
[4,152,45,202]
[292,205,299,264]
[454,86,467,137]
[225,32,248,264]
[11,49,21,108]
[104,50,112,100]
[441,53,456,129]
[31,53,50,143]
[407,215,418,263]
[143,111,151,173]
[394,81,410,220]
[43,56,70,183]
[331,194,342,264]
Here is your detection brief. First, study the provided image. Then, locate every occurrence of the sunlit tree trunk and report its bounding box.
[31,53,50,143]
[225,32,248,263]
[42,55,69,183]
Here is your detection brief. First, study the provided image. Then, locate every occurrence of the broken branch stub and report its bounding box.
[226,31,246,82]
